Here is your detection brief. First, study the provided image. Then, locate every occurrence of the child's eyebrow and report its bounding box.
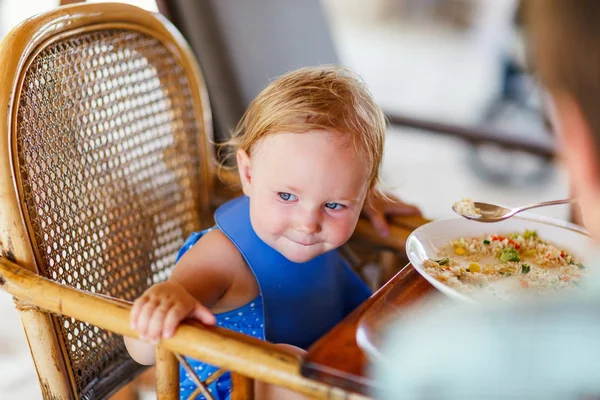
[282,185,301,194]
[336,198,361,205]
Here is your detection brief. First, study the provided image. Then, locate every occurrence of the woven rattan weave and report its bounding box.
[16,28,206,395]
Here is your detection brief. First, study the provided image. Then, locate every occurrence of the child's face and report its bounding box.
[237,130,370,263]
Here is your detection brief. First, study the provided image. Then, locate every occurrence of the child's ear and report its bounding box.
[236,149,252,196]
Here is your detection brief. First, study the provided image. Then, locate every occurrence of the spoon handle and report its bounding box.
[516,198,575,214]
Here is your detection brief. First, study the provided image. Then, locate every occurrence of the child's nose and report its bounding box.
[294,210,321,234]
[296,221,320,234]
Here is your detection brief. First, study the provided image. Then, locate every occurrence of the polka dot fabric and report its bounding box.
[179,296,265,400]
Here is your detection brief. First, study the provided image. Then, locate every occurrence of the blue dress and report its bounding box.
[178,196,372,399]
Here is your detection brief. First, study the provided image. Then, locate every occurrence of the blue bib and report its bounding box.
[215,195,371,349]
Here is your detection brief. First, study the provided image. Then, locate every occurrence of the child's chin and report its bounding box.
[280,247,320,264]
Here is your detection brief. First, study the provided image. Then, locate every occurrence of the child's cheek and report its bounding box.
[331,215,356,245]
[266,202,288,233]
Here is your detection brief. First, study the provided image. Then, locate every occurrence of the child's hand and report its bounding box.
[130,281,216,343]
[362,191,421,237]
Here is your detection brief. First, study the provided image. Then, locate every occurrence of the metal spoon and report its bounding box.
[452,198,575,223]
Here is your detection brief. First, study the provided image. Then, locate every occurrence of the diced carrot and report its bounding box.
[507,239,521,249]
[561,276,571,282]
[492,235,505,241]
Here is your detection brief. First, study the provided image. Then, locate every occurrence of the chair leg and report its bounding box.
[231,372,254,400]
[156,346,179,400]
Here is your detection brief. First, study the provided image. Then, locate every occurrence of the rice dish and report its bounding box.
[453,198,482,218]
[424,229,586,298]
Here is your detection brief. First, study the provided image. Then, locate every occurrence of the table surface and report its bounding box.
[301,264,435,396]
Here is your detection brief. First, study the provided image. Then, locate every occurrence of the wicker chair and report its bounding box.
[0,3,424,399]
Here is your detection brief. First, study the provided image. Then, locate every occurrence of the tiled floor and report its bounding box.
[0,1,570,398]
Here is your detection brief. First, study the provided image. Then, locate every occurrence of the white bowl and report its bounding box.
[406,214,594,302]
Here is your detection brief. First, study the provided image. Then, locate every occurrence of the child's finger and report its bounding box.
[192,303,216,326]
[162,303,188,338]
[387,202,421,216]
[130,296,149,330]
[369,212,389,238]
[146,303,170,343]
[136,299,160,339]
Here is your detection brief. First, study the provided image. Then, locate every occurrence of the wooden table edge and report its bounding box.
[301,263,422,396]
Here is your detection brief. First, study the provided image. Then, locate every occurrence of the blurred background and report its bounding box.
[0,0,568,398]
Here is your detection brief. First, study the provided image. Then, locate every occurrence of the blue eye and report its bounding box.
[278,192,297,202]
[325,202,344,210]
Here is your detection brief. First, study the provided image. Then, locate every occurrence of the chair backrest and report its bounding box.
[0,3,213,398]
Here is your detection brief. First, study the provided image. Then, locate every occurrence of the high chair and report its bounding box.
[0,3,425,399]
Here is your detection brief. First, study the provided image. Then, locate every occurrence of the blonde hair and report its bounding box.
[222,66,386,189]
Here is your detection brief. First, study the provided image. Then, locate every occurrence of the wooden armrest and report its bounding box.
[0,257,368,400]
